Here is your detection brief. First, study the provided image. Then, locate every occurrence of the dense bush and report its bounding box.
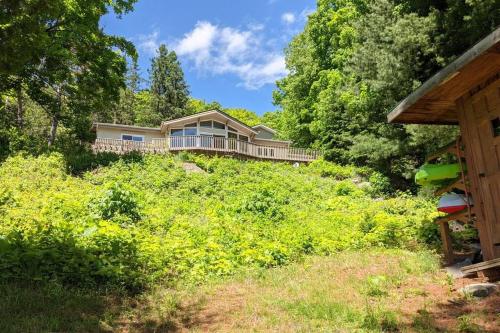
[0,153,438,289]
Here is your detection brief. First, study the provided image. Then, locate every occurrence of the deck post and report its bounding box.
[438,221,455,264]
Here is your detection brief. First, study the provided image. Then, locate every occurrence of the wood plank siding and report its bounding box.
[457,77,500,260]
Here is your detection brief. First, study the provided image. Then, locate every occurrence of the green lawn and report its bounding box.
[1,249,497,332]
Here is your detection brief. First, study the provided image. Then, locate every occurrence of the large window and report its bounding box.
[184,128,197,136]
[170,128,197,136]
[200,121,212,128]
[170,129,183,136]
[122,134,144,142]
[213,121,225,130]
[199,120,226,130]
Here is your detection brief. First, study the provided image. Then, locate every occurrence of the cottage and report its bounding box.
[388,28,500,275]
[92,109,320,162]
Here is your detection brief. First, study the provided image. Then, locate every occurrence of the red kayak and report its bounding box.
[438,193,472,214]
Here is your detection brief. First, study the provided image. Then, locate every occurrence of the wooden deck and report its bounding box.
[92,136,320,162]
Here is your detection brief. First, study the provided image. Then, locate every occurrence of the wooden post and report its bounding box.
[439,221,454,264]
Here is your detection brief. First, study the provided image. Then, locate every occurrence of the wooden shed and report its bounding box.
[388,27,500,271]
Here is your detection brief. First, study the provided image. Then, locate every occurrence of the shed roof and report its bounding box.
[388,28,500,125]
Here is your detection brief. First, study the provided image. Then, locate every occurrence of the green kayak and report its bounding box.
[415,163,463,186]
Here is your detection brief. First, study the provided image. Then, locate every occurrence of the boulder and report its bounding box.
[459,283,498,298]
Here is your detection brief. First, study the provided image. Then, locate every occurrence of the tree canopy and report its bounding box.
[273,0,499,188]
[0,0,137,149]
[150,44,190,121]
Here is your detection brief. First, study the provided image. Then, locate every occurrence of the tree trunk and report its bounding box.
[48,86,62,147]
[16,84,24,128]
[48,115,58,147]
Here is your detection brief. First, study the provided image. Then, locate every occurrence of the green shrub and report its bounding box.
[0,153,436,289]
[90,183,141,224]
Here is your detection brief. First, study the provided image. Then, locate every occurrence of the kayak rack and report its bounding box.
[427,137,476,264]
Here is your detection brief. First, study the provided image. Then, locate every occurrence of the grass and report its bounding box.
[1,249,498,332]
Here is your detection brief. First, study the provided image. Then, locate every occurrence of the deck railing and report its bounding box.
[93,136,320,162]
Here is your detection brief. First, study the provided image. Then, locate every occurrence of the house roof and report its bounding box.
[252,124,277,134]
[388,27,500,125]
[91,122,161,132]
[160,109,259,134]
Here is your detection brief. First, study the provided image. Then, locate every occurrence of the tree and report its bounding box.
[106,59,143,125]
[224,108,261,127]
[0,0,137,147]
[274,0,498,189]
[187,98,221,114]
[150,45,189,121]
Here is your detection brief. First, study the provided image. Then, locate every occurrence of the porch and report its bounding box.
[92,136,321,162]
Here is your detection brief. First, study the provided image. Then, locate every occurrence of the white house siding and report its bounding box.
[252,138,290,148]
[254,129,275,140]
[96,127,164,142]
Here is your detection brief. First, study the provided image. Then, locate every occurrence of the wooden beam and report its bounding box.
[434,178,467,196]
[435,208,474,224]
[461,258,500,273]
[438,221,455,264]
[425,141,464,162]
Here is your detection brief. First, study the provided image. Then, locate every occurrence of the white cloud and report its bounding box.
[281,12,296,25]
[176,21,217,65]
[137,31,162,56]
[173,21,288,90]
[299,8,315,21]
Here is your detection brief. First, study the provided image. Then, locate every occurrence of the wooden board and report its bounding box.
[435,209,474,224]
[425,140,464,162]
[438,221,455,264]
[434,178,467,196]
[461,258,500,274]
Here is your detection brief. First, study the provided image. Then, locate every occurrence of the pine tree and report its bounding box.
[149,45,189,121]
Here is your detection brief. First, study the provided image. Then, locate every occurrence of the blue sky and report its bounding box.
[100,0,315,115]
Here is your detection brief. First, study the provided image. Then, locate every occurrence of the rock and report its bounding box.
[459,283,497,298]
[98,320,114,332]
[182,162,205,173]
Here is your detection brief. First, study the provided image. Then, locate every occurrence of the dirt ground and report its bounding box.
[172,279,499,332]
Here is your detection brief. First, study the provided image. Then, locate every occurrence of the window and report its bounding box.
[122,134,144,142]
[213,121,225,130]
[200,134,212,148]
[185,122,197,128]
[228,132,238,139]
[492,118,500,137]
[228,126,237,132]
[200,121,212,128]
[184,128,197,136]
[239,135,249,142]
[170,129,183,136]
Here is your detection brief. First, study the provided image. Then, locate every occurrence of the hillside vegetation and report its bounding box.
[0,153,438,289]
